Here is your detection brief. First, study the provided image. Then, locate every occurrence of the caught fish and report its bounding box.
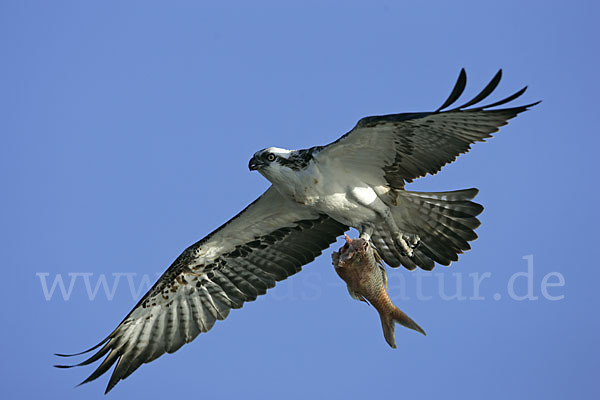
[332,235,426,348]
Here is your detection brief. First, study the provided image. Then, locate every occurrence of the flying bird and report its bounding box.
[56,69,538,393]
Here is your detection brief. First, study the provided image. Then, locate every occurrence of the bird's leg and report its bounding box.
[350,187,419,257]
[359,225,373,242]
[380,208,419,257]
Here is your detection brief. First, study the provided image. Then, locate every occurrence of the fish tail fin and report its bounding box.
[380,307,426,348]
[380,313,398,348]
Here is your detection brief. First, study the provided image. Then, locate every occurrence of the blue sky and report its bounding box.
[2,1,599,399]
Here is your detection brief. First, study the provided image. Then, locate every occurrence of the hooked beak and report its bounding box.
[248,156,262,171]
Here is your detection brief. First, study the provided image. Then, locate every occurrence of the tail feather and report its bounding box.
[380,307,426,348]
[374,188,483,270]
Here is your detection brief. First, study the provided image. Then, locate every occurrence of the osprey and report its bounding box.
[57,70,538,393]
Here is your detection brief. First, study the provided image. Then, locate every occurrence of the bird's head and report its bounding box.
[248,147,293,173]
[249,147,315,185]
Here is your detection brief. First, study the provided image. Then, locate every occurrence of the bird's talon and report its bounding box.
[395,233,420,257]
[409,234,420,248]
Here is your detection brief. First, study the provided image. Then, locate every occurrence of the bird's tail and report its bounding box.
[372,188,484,270]
[379,305,426,348]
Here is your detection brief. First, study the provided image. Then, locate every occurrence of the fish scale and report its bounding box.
[332,236,426,348]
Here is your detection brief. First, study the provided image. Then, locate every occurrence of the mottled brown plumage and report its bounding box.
[332,235,425,348]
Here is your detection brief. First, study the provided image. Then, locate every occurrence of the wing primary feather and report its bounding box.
[54,339,114,368]
[202,279,234,320]
[77,349,121,387]
[435,68,467,112]
[133,317,164,367]
[54,336,111,358]
[189,295,209,333]
[195,287,218,329]
[448,69,502,111]
[471,86,529,110]
[106,323,149,387]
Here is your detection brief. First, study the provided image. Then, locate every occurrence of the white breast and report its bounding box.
[284,159,382,226]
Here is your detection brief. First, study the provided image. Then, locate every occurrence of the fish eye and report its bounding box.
[266,154,276,162]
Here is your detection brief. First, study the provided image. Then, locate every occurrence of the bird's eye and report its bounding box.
[266,154,276,162]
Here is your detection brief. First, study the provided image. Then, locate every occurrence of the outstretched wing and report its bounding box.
[317,69,539,188]
[56,186,347,393]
